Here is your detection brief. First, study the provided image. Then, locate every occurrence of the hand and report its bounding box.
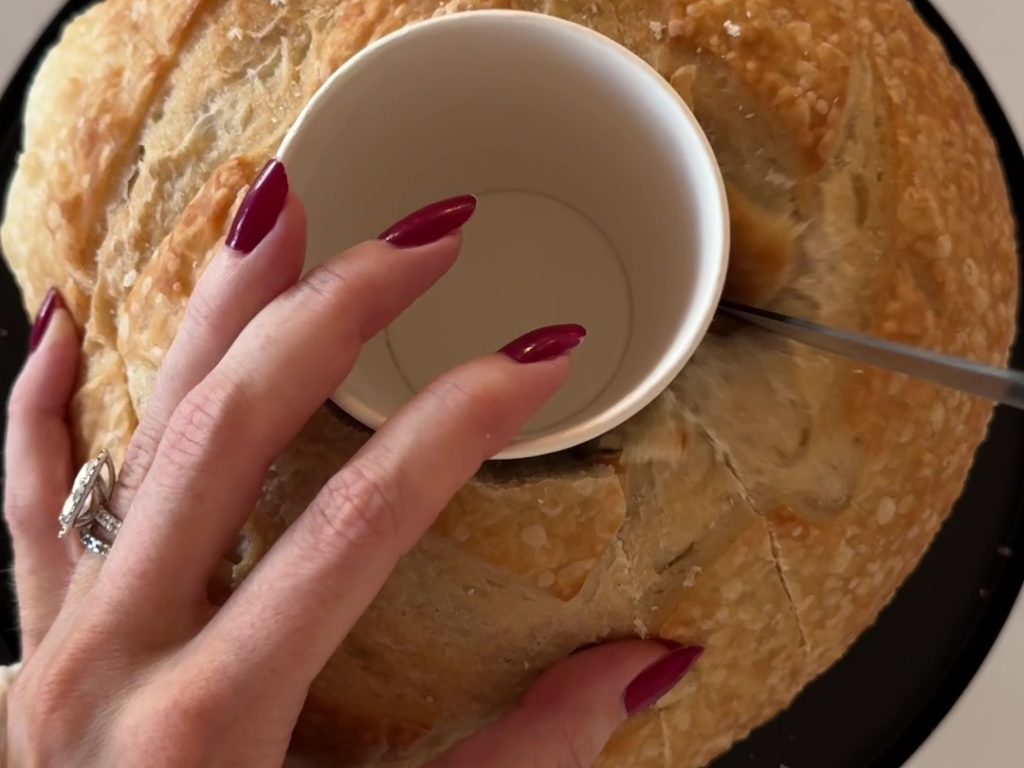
[4,160,700,767]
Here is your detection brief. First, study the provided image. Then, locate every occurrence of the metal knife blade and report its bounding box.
[718,300,1024,411]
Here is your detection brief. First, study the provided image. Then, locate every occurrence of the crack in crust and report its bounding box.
[690,413,812,653]
[763,520,810,652]
[657,711,674,766]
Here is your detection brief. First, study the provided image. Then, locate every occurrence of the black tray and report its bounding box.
[1,2,1022,767]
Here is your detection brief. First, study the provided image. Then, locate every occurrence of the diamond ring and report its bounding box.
[59,450,121,557]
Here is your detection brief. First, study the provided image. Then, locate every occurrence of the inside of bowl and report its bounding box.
[281,13,726,455]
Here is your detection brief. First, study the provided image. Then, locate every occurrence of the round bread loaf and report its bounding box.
[1,1,1018,766]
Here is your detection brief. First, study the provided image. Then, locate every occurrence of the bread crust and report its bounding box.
[1,1,1017,766]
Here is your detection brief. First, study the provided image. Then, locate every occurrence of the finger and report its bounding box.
[203,329,580,696]
[431,642,703,768]
[111,161,304,516]
[105,198,475,609]
[4,291,79,655]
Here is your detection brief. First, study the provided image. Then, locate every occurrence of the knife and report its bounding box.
[717,300,1024,411]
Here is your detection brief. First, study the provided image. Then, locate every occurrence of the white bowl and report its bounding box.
[278,10,729,459]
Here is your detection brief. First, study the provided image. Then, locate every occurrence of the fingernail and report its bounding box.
[226,159,289,254]
[501,324,587,364]
[379,195,477,248]
[29,287,66,353]
[623,645,703,716]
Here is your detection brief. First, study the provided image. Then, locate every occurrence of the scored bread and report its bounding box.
[1,1,1018,766]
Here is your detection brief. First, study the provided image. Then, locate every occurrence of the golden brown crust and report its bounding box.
[118,157,257,417]
[1,1,1018,766]
[0,0,207,317]
[435,468,627,600]
[665,0,855,168]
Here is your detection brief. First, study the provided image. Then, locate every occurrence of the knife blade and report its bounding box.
[718,300,1024,411]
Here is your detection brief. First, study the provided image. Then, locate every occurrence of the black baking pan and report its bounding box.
[0,2,1021,766]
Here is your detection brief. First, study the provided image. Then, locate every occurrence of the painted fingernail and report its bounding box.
[379,195,477,248]
[29,287,66,353]
[226,159,289,254]
[501,324,587,364]
[623,645,703,716]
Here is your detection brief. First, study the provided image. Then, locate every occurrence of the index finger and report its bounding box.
[197,325,584,695]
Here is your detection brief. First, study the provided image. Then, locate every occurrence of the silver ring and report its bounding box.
[91,507,122,536]
[59,451,121,557]
[79,527,114,557]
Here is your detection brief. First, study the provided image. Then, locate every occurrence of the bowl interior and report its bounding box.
[279,11,728,457]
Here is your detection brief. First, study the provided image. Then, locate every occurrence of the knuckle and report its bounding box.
[310,462,403,555]
[423,372,474,410]
[143,689,214,740]
[161,377,245,472]
[117,681,219,760]
[126,416,165,466]
[21,671,74,721]
[298,259,358,306]
[112,421,164,501]
[6,377,43,423]
[3,485,57,535]
[10,653,90,755]
[182,282,221,339]
[424,374,504,451]
[3,466,71,537]
[294,256,379,341]
[548,724,596,768]
[430,374,500,426]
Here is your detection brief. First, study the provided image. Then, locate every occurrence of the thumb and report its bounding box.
[431,641,703,768]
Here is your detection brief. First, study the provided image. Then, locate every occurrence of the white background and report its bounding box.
[0,0,1021,765]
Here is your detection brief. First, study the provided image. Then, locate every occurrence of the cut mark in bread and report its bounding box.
[690,413,811,652]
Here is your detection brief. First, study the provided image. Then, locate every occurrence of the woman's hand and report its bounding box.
[3,160,700,767]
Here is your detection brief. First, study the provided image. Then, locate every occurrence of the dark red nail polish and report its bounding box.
[379,195,477,248]
[226,160,289,254]
[501,324,587,364]
[623,645,703,716]
[29,288,66,353]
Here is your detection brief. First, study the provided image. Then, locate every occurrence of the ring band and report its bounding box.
[91,507,122,536]
[79,527,114,557]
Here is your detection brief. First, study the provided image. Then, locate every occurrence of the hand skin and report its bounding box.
[3,166,698,767]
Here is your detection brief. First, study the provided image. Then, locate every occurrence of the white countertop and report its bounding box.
[0,0,1021,765]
